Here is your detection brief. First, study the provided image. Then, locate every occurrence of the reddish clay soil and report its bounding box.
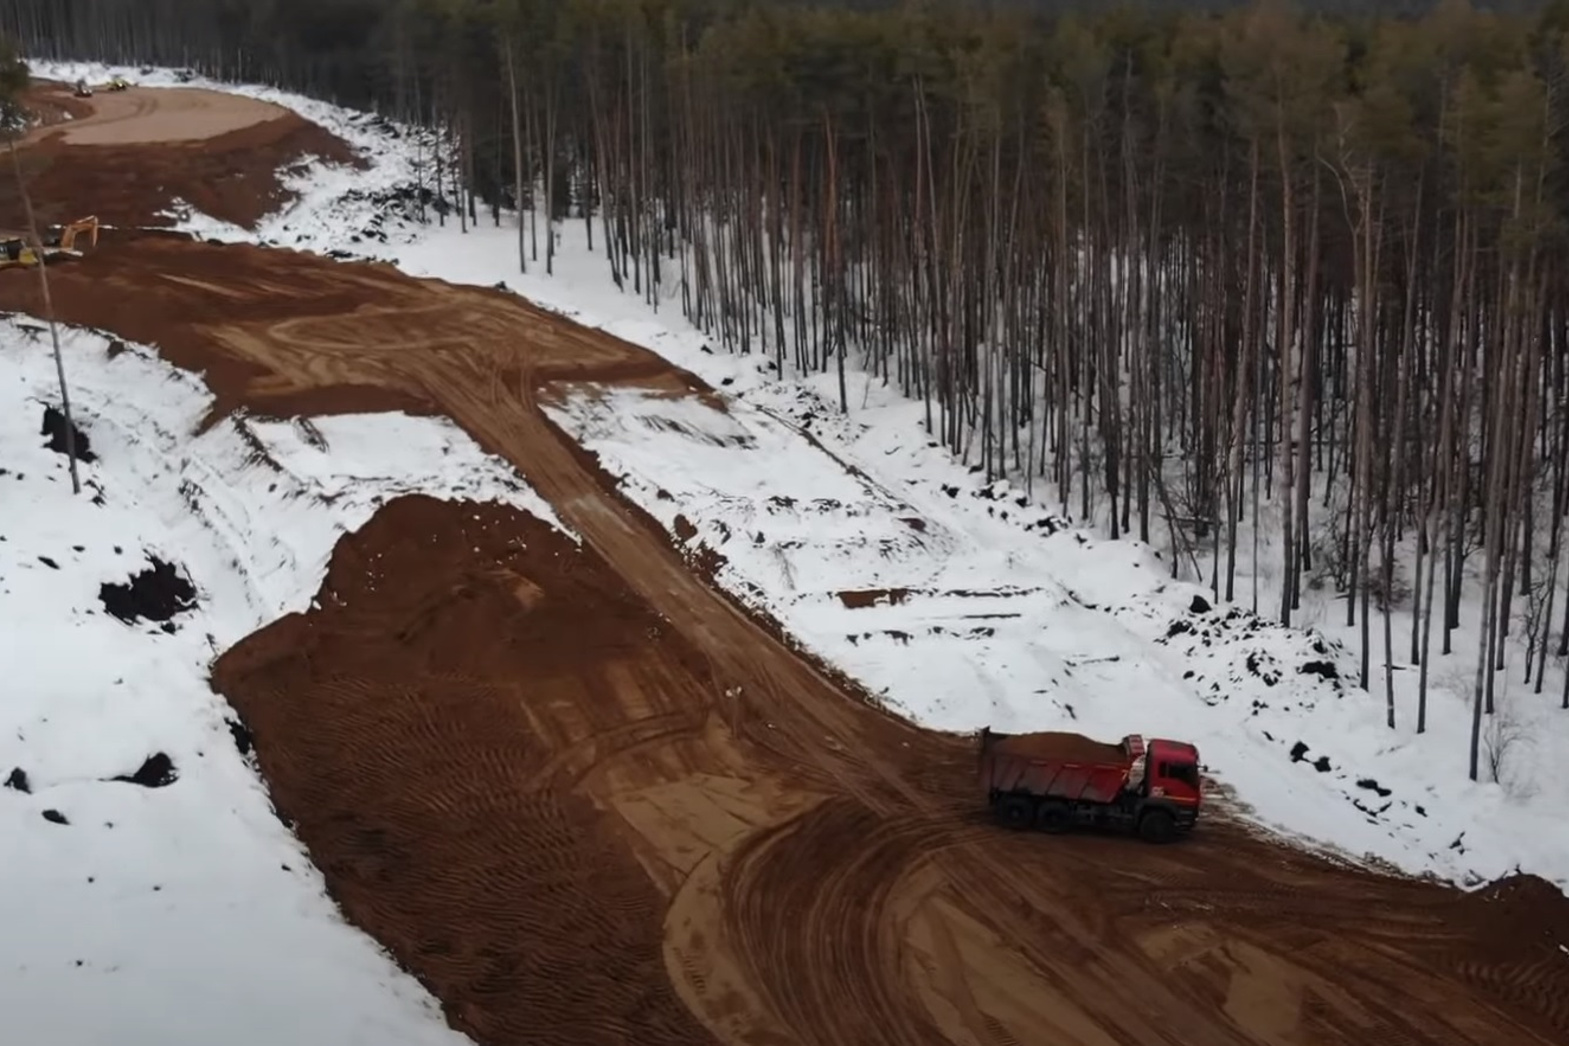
[8,232,1569,1045]
[991,730,1130,765]
[1,83,359,229]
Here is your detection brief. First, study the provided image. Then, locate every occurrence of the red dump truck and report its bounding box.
[978,728,1202,843]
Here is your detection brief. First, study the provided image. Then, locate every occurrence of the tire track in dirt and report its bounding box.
[6,234,1569,1046]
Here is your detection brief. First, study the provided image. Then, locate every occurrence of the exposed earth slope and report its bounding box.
[1,80,356,229]
[2,77,1568,1046]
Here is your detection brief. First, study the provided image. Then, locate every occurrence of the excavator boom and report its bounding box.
[58,216,99,253]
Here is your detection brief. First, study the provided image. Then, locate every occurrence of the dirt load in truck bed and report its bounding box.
[989,730,1128,764]
[5,220,1569,1042]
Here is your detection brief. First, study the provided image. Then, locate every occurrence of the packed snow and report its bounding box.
[11,62,1566,1027]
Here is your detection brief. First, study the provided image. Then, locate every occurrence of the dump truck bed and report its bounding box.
[979,729,1133,804]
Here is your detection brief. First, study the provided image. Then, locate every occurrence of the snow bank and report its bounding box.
[0,318,570,1044]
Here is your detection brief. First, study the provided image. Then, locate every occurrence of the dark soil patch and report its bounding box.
[99,555,197,625]
[226,716,254,757]
[111,752,178,788]
[4,767,30,793]
[1299,659,1340,681]
[838,588,912,610]
[41,405,95,463]
[41,808,68,825]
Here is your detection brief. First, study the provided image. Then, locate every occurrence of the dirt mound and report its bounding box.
[212,495,721,1046]
[2,84,360,229]
[989,729,1128,765]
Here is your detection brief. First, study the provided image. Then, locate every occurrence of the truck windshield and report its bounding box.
[1162,762,1199,788]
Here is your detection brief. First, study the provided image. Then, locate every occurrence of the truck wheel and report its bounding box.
[1138,809,1177,844]
[1035,802,1071,834]
[995,795,1034,830]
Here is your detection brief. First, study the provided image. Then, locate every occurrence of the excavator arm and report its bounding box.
[57,216,99,253]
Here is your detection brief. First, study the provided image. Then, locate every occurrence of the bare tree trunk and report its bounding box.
[7,136,80,495]
[502,35,526,274]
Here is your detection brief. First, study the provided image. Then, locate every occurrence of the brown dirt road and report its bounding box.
[28,83,292,145]
[0,82,357,229]
[5,231,1568,1046]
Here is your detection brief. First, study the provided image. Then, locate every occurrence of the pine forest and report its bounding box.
[5,0,1569,780]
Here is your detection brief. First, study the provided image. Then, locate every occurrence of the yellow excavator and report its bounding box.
[105,76,130,92]
[0,216,101,270]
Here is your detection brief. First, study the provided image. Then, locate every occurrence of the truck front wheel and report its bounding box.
[995,795,1034,830]
[1138,809,1177,844]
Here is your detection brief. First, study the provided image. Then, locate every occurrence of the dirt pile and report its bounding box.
[2,83,360,229]
[988,729,1128,765]
[212,495,719,1046]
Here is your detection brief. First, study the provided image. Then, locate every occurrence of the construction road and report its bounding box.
[2,84,1568,1046]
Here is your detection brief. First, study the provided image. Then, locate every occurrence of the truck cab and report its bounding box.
[1140,738,1202,831]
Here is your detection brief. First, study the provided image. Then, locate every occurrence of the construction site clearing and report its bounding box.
[2,77,1568,1046]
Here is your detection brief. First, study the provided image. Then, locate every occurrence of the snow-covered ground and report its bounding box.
[12,65,1569,1041]
[0,314,575,1042]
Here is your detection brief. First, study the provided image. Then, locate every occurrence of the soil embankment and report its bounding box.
[211,497,723,1046]
[3,87,1568,1045]
[0,82,359,229]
